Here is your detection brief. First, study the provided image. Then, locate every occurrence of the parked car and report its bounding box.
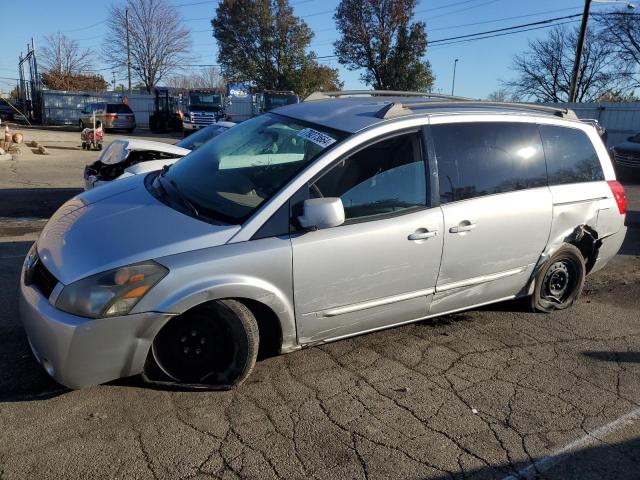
[610,132,640,178]
[20,91,627,390]
[83,121,236,190]
[79,102,136,133]
[580,118,608,145]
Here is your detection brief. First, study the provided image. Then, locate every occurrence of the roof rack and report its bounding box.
[304,90,472,102]
[375,100,577,120]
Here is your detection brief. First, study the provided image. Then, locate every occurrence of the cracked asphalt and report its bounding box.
[1,135,639,479]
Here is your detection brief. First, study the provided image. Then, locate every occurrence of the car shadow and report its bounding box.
[583,351,640,364]
[425,436,640,479]
[0,187,82,219]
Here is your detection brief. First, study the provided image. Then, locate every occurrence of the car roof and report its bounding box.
[274,96,577,134]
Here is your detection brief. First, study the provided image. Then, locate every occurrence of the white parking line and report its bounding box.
[502,406,640,480]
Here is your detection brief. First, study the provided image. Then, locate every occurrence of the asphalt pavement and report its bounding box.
[0,176,639,479]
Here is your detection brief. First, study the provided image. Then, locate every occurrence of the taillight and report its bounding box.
[607,180,627,214]
[105,113,117,120]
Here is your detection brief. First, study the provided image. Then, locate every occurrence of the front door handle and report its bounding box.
[408,228,438,241]
[449,221,476,234]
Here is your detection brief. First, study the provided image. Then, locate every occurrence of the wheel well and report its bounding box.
[567,225,601,273]
[234,298,283,360]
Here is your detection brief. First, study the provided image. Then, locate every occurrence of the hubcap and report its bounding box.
[152,313,235,384]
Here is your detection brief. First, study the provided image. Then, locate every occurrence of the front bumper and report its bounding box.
[182,121,205,131]
[19,273,173,389]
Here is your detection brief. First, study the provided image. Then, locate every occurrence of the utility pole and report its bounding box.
[569,0,592,103]
[112,72,116,91]
[125,7,132,93]
[451,58,459,96]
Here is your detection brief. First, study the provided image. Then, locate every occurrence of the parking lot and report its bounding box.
[1,127,639,479]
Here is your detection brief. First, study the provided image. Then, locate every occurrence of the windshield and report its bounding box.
[264,94,299,111]
[162,114,346,223]
[189,93,222,110]
[176,125,229,151]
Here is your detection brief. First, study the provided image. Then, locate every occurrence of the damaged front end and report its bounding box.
[84,141,184,190]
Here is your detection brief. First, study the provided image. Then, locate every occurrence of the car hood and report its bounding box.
[613,141,640,153]
[37,175,240,285]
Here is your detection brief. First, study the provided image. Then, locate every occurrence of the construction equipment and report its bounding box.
[149,88,182,134]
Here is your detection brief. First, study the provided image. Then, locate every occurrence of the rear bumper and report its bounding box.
[591,225,627,274]
[19,273,172,389]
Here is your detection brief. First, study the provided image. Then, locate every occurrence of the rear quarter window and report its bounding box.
[432,122,547,204]
[539,125,604,185]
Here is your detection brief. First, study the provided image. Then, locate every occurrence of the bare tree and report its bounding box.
[40,33,92,75]
[166,67,226,90]
[486,88,521,102]
[104,0,192,92]
[597,11,640,88]
[505,26,621,102]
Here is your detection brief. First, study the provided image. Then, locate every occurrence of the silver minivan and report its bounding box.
[20,92,628,390]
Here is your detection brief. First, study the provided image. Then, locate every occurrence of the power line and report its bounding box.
[430,19,582,49]
[428,6,583,32]
[419,0,503,21]
[429,13,583,44]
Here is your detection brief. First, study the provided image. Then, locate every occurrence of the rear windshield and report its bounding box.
[107,104,133,114]
[176,125,229,151]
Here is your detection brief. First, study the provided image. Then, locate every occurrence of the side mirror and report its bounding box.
[298,198,345,230]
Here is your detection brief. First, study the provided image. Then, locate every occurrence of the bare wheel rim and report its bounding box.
[542,259,578,304]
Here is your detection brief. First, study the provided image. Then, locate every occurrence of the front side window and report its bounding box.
[432,122,547,204]
[162,114,346,223]
[310,132,427,222]
[539,125,604,185]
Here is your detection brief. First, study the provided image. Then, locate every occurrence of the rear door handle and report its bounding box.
[408,228,438,240]
[449,222,476,234]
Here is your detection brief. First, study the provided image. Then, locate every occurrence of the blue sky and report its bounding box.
[0,0,625,99]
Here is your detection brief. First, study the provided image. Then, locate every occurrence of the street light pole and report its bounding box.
[451,58,459,96]
[125,7,132,94]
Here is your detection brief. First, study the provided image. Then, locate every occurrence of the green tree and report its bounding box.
[334,0,434,90]
[212,0,342,96]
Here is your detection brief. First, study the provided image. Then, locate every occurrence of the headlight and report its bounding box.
[23,242,38,282]
[56,262,168,319]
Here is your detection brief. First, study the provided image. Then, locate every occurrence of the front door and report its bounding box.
[428,120,553,314]
[291,131,444,344]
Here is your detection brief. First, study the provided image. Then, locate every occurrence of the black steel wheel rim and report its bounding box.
[542,259,577,304]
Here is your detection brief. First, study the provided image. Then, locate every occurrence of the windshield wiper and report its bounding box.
[159,174,201,219]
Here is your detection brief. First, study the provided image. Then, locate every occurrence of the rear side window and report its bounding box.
[311,132,426,221]
[539,125,604,185]
[107,104,134,114]
[432,122,547,204]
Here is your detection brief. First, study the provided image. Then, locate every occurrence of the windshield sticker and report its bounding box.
[296,128,336,148]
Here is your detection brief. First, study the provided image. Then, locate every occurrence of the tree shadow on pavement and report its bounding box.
[0,241,68,402]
